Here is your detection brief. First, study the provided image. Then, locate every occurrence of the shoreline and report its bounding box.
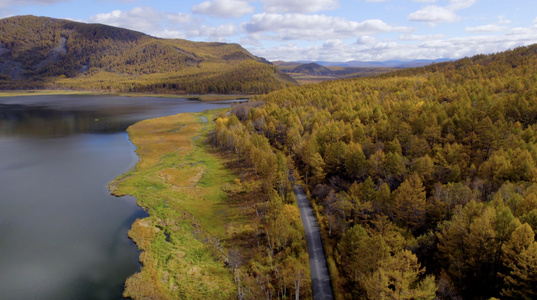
[0,89,254,101]
[108,109,239,299]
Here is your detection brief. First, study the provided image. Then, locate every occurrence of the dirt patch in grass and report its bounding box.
[158,165,205,187]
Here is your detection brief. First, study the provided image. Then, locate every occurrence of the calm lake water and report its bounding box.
[0,95,235,300]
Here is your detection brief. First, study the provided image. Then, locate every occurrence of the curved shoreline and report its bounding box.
[109,110,238,299]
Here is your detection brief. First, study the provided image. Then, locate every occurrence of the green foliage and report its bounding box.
[337,225,389,296]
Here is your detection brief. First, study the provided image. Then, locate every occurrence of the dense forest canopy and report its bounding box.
[214,44,537,299]
[0,15,297,94]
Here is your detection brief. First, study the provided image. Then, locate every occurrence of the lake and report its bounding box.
[0,95,235,300]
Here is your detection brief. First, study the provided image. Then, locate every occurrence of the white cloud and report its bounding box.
[197,24,237,38]
[465,15,514,34]
[240,35,263,47]
[0,0,66,8]
[4,0,65,4]
[157,29,188,39]
[89,7,163,33]
[408,5,459,24]
[399,33,446,41]
[167,13,194,24]
[355,36,377,45]
[417,34,534,58]
[192,0,254,18]
[408,0,476,26]
[88,7,237,41]
[249,39,400,62]
[250,19,537,62]
[447,0,476,10]
[261,0,339,13]
[498,15,511,25]
[96,0,145,3]
[507,25,537,36]
[323,39,345,48]
[466,24,507,33]
[242,13,412,41]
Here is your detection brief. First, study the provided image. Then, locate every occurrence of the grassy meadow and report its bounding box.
[110,110,244,299]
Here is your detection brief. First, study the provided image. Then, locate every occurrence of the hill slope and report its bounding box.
[0,15,297,94]
[274,61,398,84]
[215,44,537,299]
[289,63,334,76]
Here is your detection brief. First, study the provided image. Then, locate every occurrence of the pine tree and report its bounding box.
[345,143,367,180]
[501,223,537,299]
[393,173,426,231]
[363,249,437,300]
[337,225,389,296]
[376,182,392,216]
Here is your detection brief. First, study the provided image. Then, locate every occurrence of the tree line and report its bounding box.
[209,109,311,299]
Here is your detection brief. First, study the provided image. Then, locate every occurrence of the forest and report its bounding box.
[212,44,537,299]
[0,15,296,95]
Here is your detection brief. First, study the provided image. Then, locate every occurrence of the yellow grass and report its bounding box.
[111,110,240,299]
[127,114,199,168]
[158,166,205,187]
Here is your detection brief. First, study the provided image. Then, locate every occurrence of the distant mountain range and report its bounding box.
[274,58,452,69]
[0,15,297,94]
[272,61,401,83]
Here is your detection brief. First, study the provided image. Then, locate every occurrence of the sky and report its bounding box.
[0,0,536,62]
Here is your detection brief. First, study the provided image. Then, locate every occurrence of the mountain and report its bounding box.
[289,63,334,76]
[272,61,301,68]
[273,61,399,84]
[292,58,452,68]
[0,15,297,94]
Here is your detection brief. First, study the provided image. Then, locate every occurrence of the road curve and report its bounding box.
[293,185,335,300]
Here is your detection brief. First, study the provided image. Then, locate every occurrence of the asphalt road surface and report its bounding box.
[293,185,335,300]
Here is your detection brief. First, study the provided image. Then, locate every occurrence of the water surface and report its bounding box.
[0,95,234,299]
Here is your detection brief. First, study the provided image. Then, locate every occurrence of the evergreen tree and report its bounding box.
[393,173,426,231]
[501,223,537,299]
[363,250,437,300]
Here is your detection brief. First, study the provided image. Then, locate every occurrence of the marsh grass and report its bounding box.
[111,109,241,299]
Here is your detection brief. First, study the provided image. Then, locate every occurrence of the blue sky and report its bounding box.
[1,0,536,62]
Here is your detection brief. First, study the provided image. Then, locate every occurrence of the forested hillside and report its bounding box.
[0,15,296,94]
[214,44,537,299]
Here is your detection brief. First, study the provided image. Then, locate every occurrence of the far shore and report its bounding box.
[0,90,254,101]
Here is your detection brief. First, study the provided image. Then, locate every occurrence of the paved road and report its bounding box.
[293,185,335,300]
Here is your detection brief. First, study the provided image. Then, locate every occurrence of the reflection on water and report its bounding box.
[0,104,130,136]
[0,95,243,137]
[0,95,233,300]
